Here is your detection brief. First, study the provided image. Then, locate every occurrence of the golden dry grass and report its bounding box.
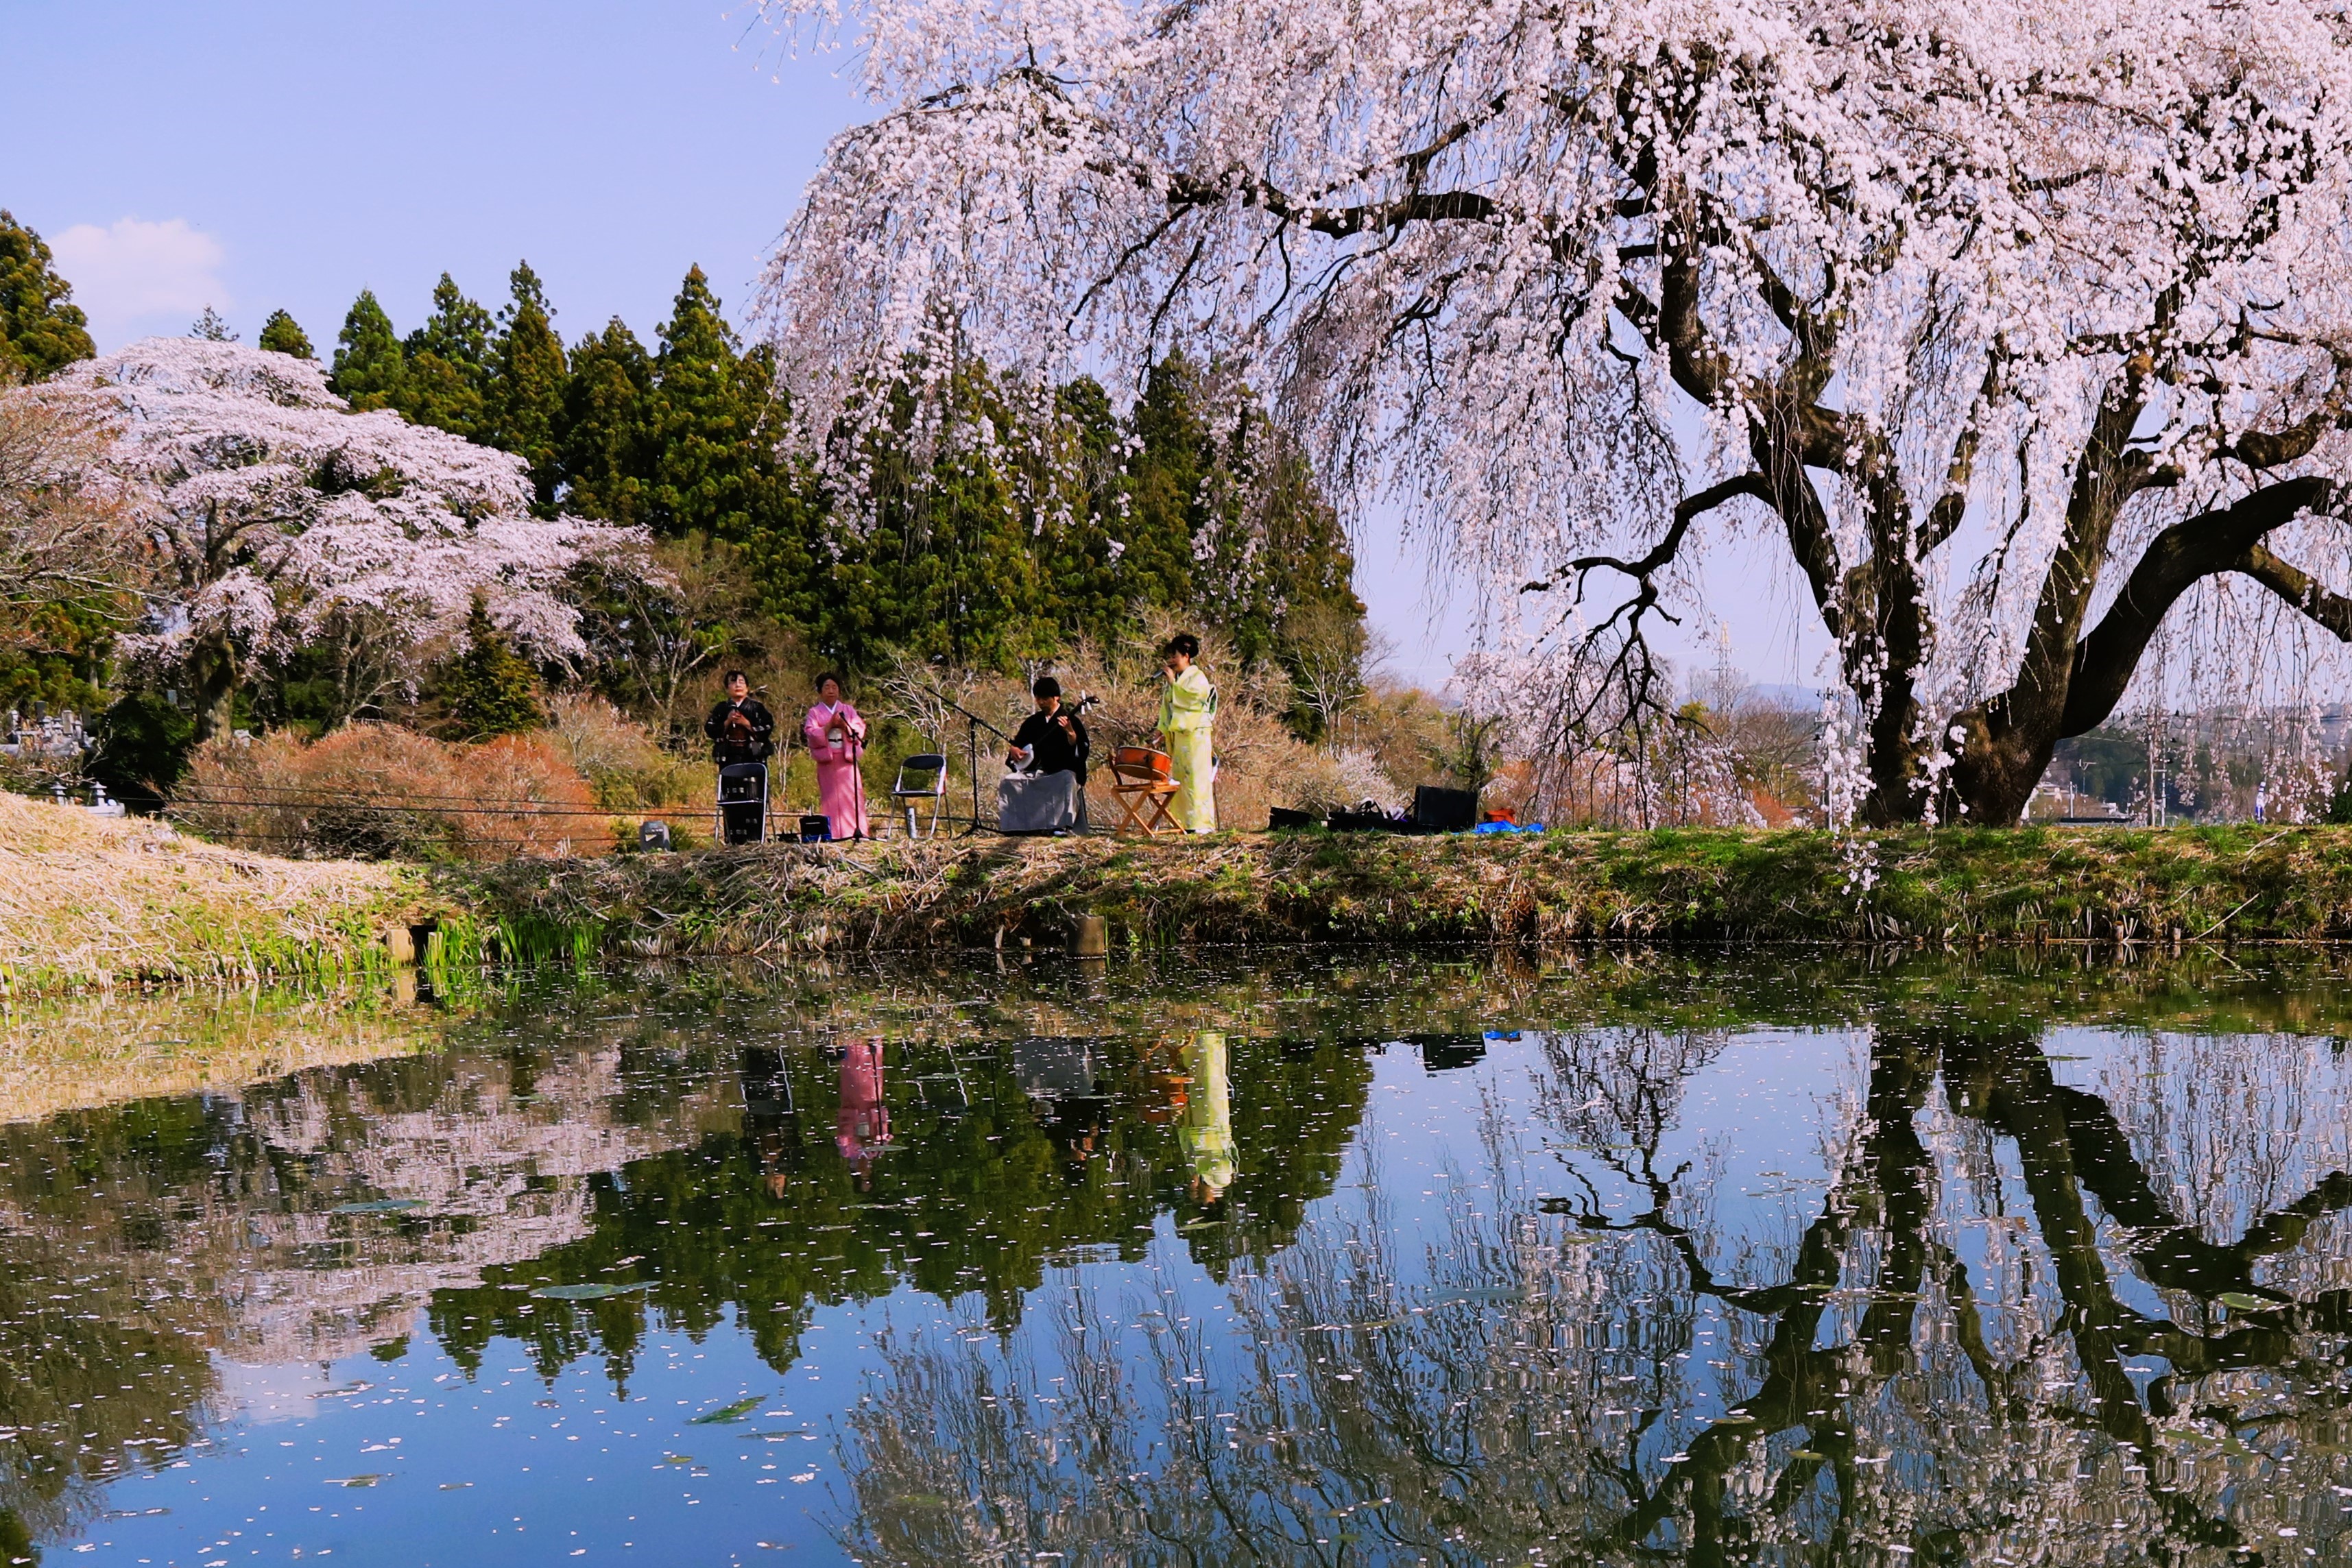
[0,791,435,990]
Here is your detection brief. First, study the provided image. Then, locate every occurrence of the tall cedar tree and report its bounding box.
[189,306,236,341]
[643,267,781,540]
[839,367,1059,670]
[0,211,95,378]
[400,274,494,439]
[557,319,656,526]
[328,291,408,411]
[256,310,314,359]
[485,263,567,511]
[443,594,545,738]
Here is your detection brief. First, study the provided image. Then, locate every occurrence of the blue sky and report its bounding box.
[5,1,1822,691]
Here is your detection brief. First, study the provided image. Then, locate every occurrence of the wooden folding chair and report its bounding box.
[1107,746,1182,835]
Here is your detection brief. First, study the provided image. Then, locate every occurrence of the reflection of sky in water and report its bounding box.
[87,1325,887,1564]
[6,956,2352,1565]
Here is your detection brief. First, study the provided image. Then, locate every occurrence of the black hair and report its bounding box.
[1163,633,1201,660]
[723,669,749,686]
[1032,675,1061,699]
[815,670,847,694]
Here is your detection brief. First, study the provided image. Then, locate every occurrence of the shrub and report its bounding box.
[171,723,601,860]
[546,695,704,810]
[86,691,194,810]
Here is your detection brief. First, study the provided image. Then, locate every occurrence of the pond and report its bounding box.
[2,952,2349,1566]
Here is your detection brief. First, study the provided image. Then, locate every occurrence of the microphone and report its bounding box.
[1074,694,1102,711]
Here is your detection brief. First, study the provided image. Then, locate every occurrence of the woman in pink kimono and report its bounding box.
[802,672,869,840]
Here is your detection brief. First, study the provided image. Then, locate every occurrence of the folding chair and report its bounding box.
[1107,746,1182,836]
[892,753,948,839]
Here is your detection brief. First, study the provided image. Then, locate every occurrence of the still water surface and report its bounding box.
[3,953,2350,1565]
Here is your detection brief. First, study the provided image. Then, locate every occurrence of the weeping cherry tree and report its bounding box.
[755,0,2352,823]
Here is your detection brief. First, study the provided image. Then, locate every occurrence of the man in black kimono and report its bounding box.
[1000,677,1091,831]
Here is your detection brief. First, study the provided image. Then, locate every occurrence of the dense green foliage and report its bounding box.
[327,289,408,412]
[255,309,313,359]
[442,594,547,739]
[86,691,195,809]
[0,210,93,381]
[322,265,1362,685]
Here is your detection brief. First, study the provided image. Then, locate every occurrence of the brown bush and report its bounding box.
[546,695,705,809]
[171,723,605,861]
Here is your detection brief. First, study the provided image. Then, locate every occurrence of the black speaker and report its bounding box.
[1411,785,1478,832]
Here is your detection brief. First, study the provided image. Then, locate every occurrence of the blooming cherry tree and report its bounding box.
[758,0,2352,823]
[42,339,649,741]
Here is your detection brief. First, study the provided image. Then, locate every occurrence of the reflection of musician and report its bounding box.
[741,1046,805,1201]
[834,1036,891,1185]
[1178,1030,1236,1202]
[704,671,776,767]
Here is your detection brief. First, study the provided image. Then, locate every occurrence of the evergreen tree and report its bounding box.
[761,367,1066,671]
[1119,353,1214,612]
[442,594,545,738]
[0,210,95,379]
[643,265,772,540]
[329,290,409,411]
[1119,353,1360,666]
[256,309,314,359]
[189,305,237,341]
[556,319,656,525]
[399,273,494,437]
[484,262,567,510]
[1035,376,1138,648]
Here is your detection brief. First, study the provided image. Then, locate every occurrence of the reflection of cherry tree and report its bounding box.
[836,1023,2352,1563]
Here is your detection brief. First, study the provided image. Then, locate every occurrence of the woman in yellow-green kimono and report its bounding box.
[1155,633,1217,832]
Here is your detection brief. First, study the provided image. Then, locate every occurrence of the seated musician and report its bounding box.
[1000,676,1090,830]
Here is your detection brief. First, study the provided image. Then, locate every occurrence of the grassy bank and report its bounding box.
[15,798,2352,993]
[452,823,2352,960]
[0,791,450,992]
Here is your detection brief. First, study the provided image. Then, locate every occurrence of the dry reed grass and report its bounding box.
[0,790,429,989]
[457,822,2352,956]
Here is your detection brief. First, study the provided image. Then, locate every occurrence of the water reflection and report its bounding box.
[1179,1030,1236,1203]
[839,1013,2352,1565]
[0,954,2346,1565]
[832,1036,893,1182]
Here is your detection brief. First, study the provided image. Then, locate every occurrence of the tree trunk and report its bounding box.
[187,632,239,747]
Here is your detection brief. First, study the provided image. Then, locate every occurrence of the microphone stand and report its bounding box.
[941,700,1013,836]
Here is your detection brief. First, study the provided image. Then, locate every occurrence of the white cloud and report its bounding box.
[50,216,230,347]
